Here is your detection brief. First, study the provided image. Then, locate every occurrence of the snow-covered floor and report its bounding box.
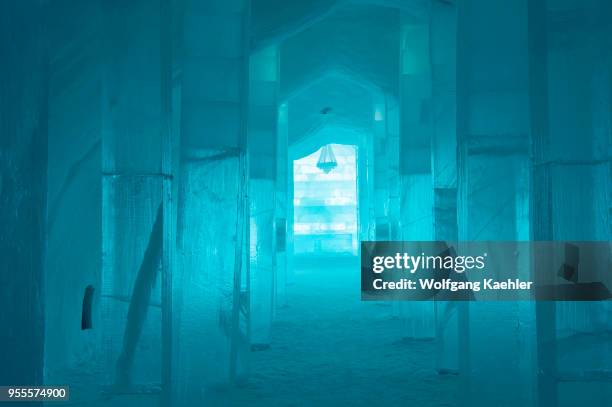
[53,255,458,406]
[220,255,459,406]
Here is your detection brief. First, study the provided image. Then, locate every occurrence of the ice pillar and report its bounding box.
[248,46,279,347]
[398,11,435,339]
[371,16,401,243]
[429,0,461,374]
[456,0,534,405]
[398,11,434,241]
[528,2,555,406]
[532,1,612,405]
[275,104,289,307]
[100,0,171,391]
[175,0,251,402]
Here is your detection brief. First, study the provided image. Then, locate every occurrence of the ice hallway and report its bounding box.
[1,0,611,406]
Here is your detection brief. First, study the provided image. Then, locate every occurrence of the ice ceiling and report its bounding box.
[254,1,409,148]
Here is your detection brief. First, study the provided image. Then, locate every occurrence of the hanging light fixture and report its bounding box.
[317,144,337,173]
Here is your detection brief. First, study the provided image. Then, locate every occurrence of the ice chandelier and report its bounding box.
[316,144,337,173]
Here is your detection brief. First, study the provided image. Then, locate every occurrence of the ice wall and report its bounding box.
[0,0,47,389]
[44,0,104,380]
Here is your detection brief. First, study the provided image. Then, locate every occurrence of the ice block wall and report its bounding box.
[44,0,104,384]
[0,0,47,390]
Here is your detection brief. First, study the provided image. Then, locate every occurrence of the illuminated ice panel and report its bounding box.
[293,144,358,254]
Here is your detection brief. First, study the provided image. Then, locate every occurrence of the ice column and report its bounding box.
[100,0,168,390]
[532,1,612,405]
[429,0,461,373]
[528,2,555,406]
[248,46,279,347]
[398,11,435,339]
[175,0,251,403]
[456,0,534,405]
[275,104,289,307]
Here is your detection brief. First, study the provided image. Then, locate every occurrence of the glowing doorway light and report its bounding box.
[316,144,337,173]
[293,144,358,254]
[374,108,383,121]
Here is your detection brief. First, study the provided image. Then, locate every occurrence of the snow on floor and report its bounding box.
[51,255,458,406]
[219,255,459,406]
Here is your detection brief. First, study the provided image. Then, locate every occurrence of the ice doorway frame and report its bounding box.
[287,129,375,264]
